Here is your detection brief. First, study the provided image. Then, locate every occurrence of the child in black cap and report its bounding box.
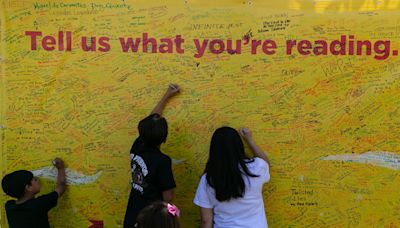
[1,157,66,228]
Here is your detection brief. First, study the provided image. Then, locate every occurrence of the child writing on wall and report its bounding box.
[1,157,67,228]
[193,127,271,228]
[124,84,180,228]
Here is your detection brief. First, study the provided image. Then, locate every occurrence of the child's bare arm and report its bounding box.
[151,84,180,115]
[239,128,270,165]
[200,207,213,228]
[162,188,175,203]
[53,158,66,196]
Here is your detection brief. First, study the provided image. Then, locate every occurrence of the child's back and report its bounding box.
[124,84,180,228]
[5,191,58,228]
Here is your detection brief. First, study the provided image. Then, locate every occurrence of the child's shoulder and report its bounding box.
[5,199,27,211]
[5,199,16,208]
[249,157,268,166]
[245,157,268,172]
[158,151,172,161]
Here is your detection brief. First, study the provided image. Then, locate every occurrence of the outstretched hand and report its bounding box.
[239,127,252,141]
[239,127,269,163]
[150,84,181,115]
[53,157,65,170]
[164,84,180,98]
[53,157,67,196]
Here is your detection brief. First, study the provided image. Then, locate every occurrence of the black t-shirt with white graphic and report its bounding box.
[123,137,176,228]
[5,191,58,228]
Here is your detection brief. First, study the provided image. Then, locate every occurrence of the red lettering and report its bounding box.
[119,37,141,52]
[313,40,327,55]
[25,31,42,50]
[251,40,262,54]
[227,40,241,54]
[286,40,296,55]
[174,35,184,54]
[81,37,96,51]
[142,33,157,53]
[193,39,208,58]
[298,40,311,55]
[209,39,225,54]
[159,38,173,53]
[98,37,110,52]
[262,40,277,55]
[42,36,56,51]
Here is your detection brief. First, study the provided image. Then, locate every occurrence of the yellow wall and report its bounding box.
[1,0,400,227]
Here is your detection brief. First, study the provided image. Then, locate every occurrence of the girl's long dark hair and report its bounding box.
[204,127,258,202]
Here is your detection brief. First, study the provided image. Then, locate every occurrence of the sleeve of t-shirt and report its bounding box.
[157,156,176,192]
[255,157,270,183]
[193,175,214,209]
[35,191,58,212]
[130,136,144,154]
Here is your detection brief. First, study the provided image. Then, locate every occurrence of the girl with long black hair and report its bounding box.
[193,127,270,228]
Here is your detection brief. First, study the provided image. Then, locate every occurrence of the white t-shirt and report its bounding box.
[193,157,270,228]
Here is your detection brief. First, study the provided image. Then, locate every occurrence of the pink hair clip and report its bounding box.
[167,203,180,217]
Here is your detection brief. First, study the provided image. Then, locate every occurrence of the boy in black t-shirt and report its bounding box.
[123,84,180,228]
[1,158,66,228]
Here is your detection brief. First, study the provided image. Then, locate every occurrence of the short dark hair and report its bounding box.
[136,201,180,228]
[1,170,33,198]
[138,113,168,146]
[205,127,258,202]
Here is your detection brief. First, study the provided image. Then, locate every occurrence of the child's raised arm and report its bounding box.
[151,84,180,115]
[239,127,270,165]
[53,158,66,196]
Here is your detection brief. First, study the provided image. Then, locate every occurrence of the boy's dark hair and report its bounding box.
[204,127,259,202]
[1,170,33,198]
[138,113,168,147]
[136,201,180,228]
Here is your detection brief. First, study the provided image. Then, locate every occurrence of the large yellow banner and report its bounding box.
[1,0,400,227]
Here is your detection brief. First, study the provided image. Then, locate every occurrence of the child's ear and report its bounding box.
[25,184,34,192]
